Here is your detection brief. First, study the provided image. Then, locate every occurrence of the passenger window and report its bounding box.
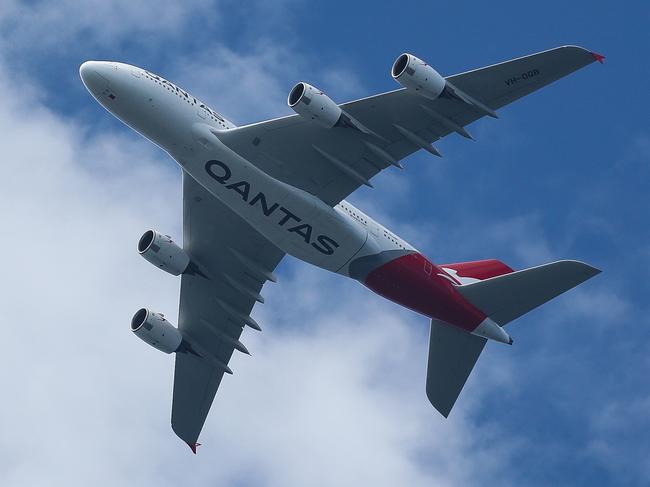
[424,261,433,275]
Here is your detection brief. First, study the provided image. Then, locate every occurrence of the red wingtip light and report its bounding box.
[188,442,201,454]
[591,51,605,64]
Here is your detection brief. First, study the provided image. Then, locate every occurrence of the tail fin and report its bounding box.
[456,260,601,326]
[439,259,513,284]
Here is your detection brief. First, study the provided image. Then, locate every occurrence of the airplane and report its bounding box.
[80,45,603,453]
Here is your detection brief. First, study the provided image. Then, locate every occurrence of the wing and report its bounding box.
[217,45,601,205]
[171,172,284,449]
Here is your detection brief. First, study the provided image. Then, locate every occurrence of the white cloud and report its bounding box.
[0,62,182,484]
[168,42,367,125]
[586,395,650,485]
[0,0,218,48]
[170,44,295,124]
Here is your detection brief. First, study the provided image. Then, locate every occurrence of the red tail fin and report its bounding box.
[439,259,513,284]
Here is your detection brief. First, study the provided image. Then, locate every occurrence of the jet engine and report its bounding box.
[391,53,446,100]
[131,308,183,353]
[138,229,190,276]
[287,82,342,128]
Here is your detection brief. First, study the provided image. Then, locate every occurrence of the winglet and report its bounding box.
[591,51,605,64]
[188,442,201,454]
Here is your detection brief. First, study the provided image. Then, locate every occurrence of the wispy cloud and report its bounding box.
[0,0,218,48]
[169,42,367,125]
[586,395,650,485]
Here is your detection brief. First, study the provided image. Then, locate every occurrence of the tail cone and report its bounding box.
[471,318,513,344]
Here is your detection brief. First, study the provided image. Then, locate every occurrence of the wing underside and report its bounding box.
[217,45,600,205]
[171,172,284,448]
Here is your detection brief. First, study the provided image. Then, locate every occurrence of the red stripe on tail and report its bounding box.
[440,259,513,281]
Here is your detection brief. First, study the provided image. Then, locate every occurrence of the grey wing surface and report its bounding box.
[172,172,284,448]
[217,45,600,205]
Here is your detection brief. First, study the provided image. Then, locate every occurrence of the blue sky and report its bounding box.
[0,1,648,486]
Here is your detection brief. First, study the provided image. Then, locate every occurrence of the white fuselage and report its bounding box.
[79,61,415,277]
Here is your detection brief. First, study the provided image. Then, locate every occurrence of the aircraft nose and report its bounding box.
[79,61,112,95]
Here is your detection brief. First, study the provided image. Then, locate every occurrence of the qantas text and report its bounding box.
[145,70,226,123]
[204,160,340,255]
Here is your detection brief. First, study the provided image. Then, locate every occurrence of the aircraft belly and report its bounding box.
[179,133,367,272]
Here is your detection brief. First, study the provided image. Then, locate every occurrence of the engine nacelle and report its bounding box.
[138,229,190,276]
[131,308,182,353]
[287,82,342,128]
[391,53,446,100]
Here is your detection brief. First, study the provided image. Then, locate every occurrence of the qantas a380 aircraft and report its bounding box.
[81,45,603,452]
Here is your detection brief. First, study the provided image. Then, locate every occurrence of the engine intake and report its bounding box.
[391,53,446,100]
[131,308,183,353]
[288,82,342,128]
[138,229,190,276]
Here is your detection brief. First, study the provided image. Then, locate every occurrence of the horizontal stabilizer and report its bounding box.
[426,319,486,417]
[456,260,601,326]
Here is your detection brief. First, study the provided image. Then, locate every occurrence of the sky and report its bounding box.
[0,1,648,486]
